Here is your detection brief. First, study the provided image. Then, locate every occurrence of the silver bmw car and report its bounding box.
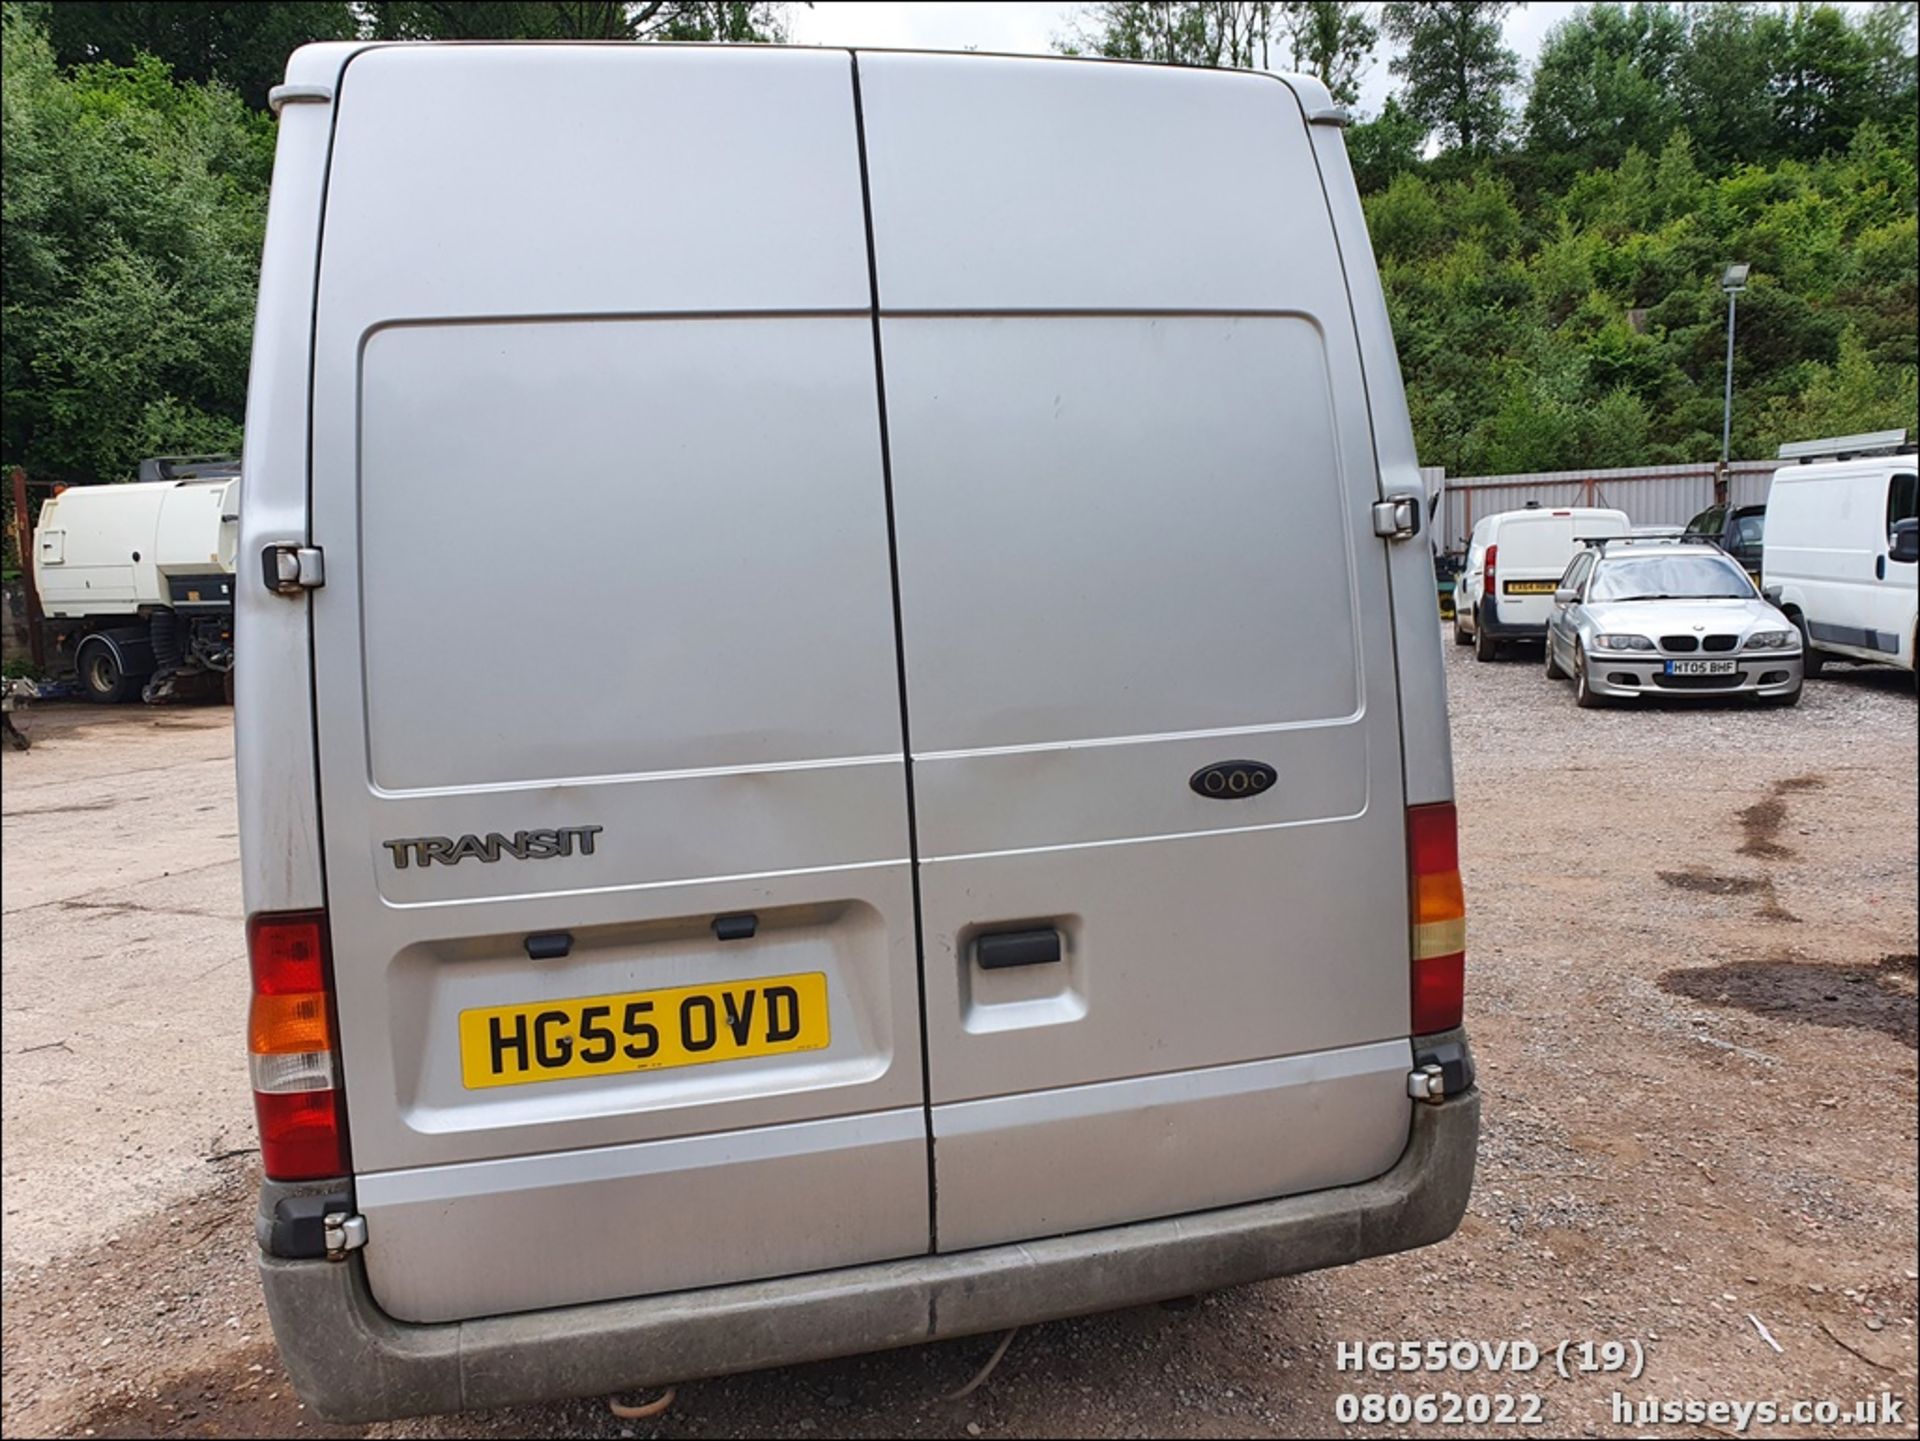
[1544,538,1804,708]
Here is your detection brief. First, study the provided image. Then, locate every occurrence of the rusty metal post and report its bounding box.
[10,465,46,670]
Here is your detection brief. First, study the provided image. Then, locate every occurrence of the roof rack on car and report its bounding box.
[1576,534,1722,549]
[1777,429,1909,464]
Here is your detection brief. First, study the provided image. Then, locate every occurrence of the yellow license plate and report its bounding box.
[1503,580,1557,595]
[458,972,829,1089]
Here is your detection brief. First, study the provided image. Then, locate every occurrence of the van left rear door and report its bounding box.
[306,45,928,1325]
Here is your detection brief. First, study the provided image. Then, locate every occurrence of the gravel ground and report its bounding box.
[2,639,1915,1440]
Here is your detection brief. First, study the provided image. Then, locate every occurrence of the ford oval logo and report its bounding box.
[1189,761,1276,799]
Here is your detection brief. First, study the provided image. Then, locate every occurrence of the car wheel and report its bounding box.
[1787,612,1825,678]
[1574,647,1606,709]
[1474,619,1499,662]
[77,639,136,705]
[1544,635,1568,680]
[1453,611,1472,645]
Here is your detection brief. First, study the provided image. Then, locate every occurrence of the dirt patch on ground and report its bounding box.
[2,1158,362,1441]
[1660,953,1919,1046]
[1657,868,1800,922]
[1735,774,1827,858]
[1657,870,1765,895]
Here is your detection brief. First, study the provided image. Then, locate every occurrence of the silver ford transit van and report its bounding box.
[237,42,1477,1422]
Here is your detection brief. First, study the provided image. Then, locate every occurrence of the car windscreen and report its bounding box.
[1590,553,1755,601]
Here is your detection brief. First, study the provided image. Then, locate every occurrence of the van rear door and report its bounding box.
[857,55,1417,1252]
[306,46,928,1324]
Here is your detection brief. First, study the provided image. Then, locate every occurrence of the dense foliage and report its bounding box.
[2,7,273,487]
[1371,122,1918,474]
[0,0,791,492]
[1073,0,1918,475]
[1,0,1915,494]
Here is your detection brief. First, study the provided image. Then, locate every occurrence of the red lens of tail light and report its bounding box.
[1408,803,1467,1034]
[251,1089,346,1182]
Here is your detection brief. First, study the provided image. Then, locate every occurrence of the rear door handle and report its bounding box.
[1876,555,1887,580]
[975,928,1062,970]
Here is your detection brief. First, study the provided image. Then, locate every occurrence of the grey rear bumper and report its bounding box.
[262,1087,1478,1423]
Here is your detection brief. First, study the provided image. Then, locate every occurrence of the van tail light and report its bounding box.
[247,910,347,1181]
[1408,803,1466,1034]
[1483,543,1497,597]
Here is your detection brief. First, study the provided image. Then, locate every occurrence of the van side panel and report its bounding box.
[306,46,929,1321]
[1765,462,1918,666]
[236,58,350,919]
[858,55,1412,1250]
[1303,110,1454,808]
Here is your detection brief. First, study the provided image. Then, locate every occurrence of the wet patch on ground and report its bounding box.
[1736,775,1826,858]
[1656,869,1799,922]
[72,1341,355,1441]
[1658,870,1764,895]
[1660,953,1918,1046]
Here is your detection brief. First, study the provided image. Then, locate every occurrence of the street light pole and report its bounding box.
[1721,289,1738,464]
[1718,263,1750,506]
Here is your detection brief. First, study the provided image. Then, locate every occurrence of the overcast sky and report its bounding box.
[785,3,1855,117]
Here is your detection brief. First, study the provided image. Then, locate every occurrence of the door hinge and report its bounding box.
[322,1210,368,1261]
[1372,496,1423,541]
[1407,1063,1447,1103]
[262,544,325,595]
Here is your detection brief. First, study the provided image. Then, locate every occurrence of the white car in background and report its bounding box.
[1455,506,1630,661]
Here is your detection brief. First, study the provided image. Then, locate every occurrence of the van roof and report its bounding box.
[50,478,234,499]
[1487,506,1628,524]
[1771,452,1917,483]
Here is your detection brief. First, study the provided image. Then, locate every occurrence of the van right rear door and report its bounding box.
[857,54,1417,1253]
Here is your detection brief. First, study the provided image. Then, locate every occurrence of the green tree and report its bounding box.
[1523,3,1687,179]
[1347,94,1428,192]
[1674,2,1786,166]
[364,1,793,43]
[1862,0,1920,143]
[1060,2,1278,68]
[1773,2,1879,159]
[1276,1,1375,103]
[2,4,273,483]
[39,1,357,110]
[1364,171,1448,262]
[1756,327,1920,447]
[1381,1,1521,156]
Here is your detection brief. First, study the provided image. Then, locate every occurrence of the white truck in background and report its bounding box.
[30,455,240,703]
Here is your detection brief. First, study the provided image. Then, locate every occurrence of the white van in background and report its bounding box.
[237,43,1476,1421]
[1455,506,1631,660]
[1763,451,1919,681]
